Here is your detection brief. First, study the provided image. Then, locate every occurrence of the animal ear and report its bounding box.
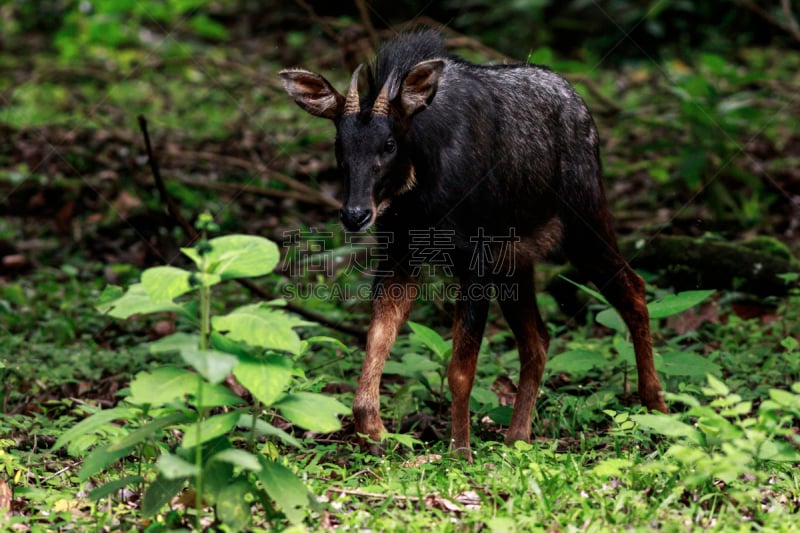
[279,68,344,121]
[399,59,445,117]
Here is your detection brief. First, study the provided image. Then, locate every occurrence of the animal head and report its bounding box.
[279,59,444,231]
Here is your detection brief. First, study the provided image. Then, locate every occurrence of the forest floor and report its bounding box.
[1,20,799,532]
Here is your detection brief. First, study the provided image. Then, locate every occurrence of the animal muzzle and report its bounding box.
[340,206,374,232]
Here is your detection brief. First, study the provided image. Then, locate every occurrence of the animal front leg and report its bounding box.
[352,273,417,449]
[497,264,549,444]
[448,280,490,460]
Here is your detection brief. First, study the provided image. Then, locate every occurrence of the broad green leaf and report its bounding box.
[212,304,309,354]
[183,235,279,279]
[408,321,450,358]
[237,415,303,448]
[781,336,799,352]
[631,413,701,444]
[157,452,200,479]
[180,347,238,385]
[647,290,715,318]
[193,383,245,408]
[381,432,423,449]
[181,410,241,449]
[702,374,730,397]
[756,440,800,462]
[209,449,262,472]
[486,406,513,426]
[53,406,138,452]
[211,330,252,357]
[558,276,609,304]
[203,456,234,505]
[142,473,186,517]
[79,442,136,481]
[89,475,145,501]
[486,517,518,533]
[148,332,200,354]
[217,479,252,530]
[301,335,350,354]
[470,385,497,408]
[233,354,293,406]
[141,266,193,301]
[658,351,721,377]
[107,412,194,452]
[767,388,800,410]
[189,12,230,40]
[695,411,741,442]
[97,285,123,306]
[595,308,626,334]
[664,443,707,465]
[547,350,606,374]
[257,458,312,525]
[275,392,349,433]
[664,392,701,407]
[613,335,636,364]
[592,458,632,478]
[96,283,190,319]
[384,352,440,378]
[594,290,715,331]
[128,367,200,407]
[513,440,534,452]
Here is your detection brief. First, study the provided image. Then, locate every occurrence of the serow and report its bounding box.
[280,31,666,459]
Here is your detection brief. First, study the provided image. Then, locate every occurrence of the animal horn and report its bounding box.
[344,64,363,115]
[373,81,391,116]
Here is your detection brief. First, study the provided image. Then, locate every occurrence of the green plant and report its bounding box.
[550,283,718,393]
[52,214,349,529]
[384,322,451,408]
[53,0,229,63]
[632,375,800,489]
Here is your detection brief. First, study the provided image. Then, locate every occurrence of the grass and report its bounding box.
[1,9,799,531]
[302,439,799,531]
[2,258,798,529]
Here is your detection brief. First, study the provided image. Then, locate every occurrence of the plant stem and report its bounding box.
[194,379,204,531]
[200,285,210,351]
[194,244,212,529]
[248,400,261,450]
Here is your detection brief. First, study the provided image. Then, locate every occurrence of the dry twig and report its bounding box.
[355,0,381,48]
[166,149,341,209]
[137,115,366,340]
[735,0,800,42]
[293,0,341,44]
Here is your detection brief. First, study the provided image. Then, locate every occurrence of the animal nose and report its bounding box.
[340,207,373,231]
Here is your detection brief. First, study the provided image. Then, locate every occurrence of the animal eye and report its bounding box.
[383,138,396,154]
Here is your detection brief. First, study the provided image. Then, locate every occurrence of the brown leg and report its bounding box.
[353,273,418,448]
[497,265,550,443]
[448,279,490,460]
[600,267,666,412]
[564,212,667,413]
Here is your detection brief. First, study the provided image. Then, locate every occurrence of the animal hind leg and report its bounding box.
[564,210,667,413]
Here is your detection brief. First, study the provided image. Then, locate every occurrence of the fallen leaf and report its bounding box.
[0,477,10,512]
[423,493,461,513]
[53,498,80,513]
[401,454,442,468]
[492,375,517,406]
[453,490,481,510]
[666,302,720,334]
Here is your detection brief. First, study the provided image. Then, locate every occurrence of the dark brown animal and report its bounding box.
[280,32,666,459]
